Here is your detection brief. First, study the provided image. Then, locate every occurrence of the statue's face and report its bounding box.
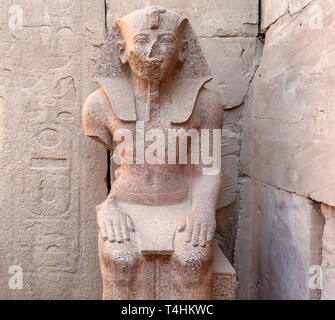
[119,28,187,82]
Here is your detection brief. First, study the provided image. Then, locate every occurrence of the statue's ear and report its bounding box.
[117,40,128,64]
[178,39,188,63]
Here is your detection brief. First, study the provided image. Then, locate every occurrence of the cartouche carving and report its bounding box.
[82,6,223,300]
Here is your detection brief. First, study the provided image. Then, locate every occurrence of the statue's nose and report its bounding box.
[147,41,159,58]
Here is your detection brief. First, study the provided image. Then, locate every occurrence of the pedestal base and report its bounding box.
[212,240,236,300]
[140,240,236,300]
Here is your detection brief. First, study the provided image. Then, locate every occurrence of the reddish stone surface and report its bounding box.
[82,6,230,300]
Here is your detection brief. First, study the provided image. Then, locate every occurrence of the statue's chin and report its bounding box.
[131,65,165,83]
[136,72,163,83]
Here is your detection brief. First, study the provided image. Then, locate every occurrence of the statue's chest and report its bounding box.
[109,118,193,145]
[107,114,197,165]
[106,93,200,147]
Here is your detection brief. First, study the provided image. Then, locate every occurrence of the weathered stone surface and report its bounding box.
[248,181,322,299]
[216,202,238,263]
[262,0,319,31]
[246,0,335,207]
[238,0,333,300]
[101,3,261,300]
[212,240,236,300]
[234,178,254,299]
[289,0,313,14]
[223,105,245,134]
[0,0,107,299]
[217,155,239,209]
[85,6,225,300]
[201,37,262,210]
[261,0,288,32]
[0,0,262,300]
[200,38,263,110]
[321,204,335,300]
[107,0,258,38]
[216,130,240,209]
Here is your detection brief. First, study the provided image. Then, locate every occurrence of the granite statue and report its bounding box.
[82,6,223,300]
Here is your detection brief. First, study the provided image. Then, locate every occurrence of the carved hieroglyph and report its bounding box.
[82,6,224,299]
[0,0,106,299]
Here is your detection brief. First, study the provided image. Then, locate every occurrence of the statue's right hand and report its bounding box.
[96,202,135,243]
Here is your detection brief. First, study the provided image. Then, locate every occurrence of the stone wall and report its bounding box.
[4,0,333,300]
[0,0,107,299]
[0,0,262,299]
[237,0,335,299]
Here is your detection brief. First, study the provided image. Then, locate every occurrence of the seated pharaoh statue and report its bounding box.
[82,6,225,300]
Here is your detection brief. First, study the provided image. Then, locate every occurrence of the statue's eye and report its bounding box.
[160,36,175,44]
[135,37,148,45]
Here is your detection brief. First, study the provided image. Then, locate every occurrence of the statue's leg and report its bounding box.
[171,231,214,300]
[98,234,142,300]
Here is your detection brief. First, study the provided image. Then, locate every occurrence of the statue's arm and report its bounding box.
[178,88,224,247]
[82,89,135,243]
[82,88,113,150]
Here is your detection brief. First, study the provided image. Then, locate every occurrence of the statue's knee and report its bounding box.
[172,248,211,285]
[101,244,140,275]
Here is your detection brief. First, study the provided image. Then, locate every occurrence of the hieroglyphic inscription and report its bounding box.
[0,0,106,298]
[16,0,81,273]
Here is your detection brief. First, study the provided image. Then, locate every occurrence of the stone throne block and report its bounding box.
[137,240,236,300]
[212,241,236,300]
[116,200,236,300]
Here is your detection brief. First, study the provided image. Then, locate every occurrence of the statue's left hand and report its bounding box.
[177,210,216,247]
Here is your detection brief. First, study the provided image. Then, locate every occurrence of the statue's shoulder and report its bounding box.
[193,87,223,128]
[196,87,222,109]
[82,88,113,150]
[83,88,110,117]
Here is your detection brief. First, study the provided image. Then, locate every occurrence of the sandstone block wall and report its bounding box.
[238,0,335,299]
[0,0,107,299]
[4,0,332,301]
[0,0,262,299]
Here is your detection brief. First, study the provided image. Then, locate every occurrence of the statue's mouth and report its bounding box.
[144,58,163,67]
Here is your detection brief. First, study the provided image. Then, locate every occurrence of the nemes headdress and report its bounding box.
[93,6,212,123]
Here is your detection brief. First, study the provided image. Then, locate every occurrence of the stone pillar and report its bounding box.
[239,0,334,299]
[321,204,335,300]
[0,0,107,299]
